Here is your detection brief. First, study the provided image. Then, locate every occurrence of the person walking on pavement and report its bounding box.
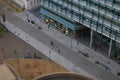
[58,50,60,53]
[2,14,6,22]
[94,44,97,51]
[25,51,31,58]
[48,23,50,29]
[51,41,53,46]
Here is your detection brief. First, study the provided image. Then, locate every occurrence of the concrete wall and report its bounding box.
[13,0,41,10]
[26,0,41,10]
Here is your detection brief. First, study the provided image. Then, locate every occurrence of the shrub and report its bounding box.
[0,23,7,38]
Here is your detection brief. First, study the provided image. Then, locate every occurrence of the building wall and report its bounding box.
[40,0,120,43]
[27,0,41,10]
[40,0,120,57]
[13,0,41,10]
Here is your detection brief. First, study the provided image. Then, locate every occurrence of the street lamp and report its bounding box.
[26,12,29,22]
[2,48,6,64]
[77,40,79,51]
[26,10,30,22]
[71,35,73,48]
[14,50,20,74]
[49,50,51,61]
[34,15,37,26]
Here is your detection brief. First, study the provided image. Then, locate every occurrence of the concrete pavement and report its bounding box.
[0,8,120,80]
[16,11,120,77]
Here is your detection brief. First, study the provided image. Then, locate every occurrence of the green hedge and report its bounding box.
[0,23,7,38]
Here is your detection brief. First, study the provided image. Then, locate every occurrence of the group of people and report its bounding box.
[24,51,41,59]
[50,41,60,53]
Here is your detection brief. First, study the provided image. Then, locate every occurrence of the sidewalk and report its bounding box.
[15,11,120,78]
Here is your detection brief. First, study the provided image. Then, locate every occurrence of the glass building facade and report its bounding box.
[40,0,120,59]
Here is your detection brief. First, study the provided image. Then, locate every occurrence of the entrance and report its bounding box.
[111,41,120,60]
[92,32,110,56]
[77,27,90,46]
[44,17,76,37]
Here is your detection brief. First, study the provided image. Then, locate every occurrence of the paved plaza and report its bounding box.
[0,7,120,80]
[0,31,48,60]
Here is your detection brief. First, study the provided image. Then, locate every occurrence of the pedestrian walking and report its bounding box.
[48,24,50,29]
[94,44,97,51]
[58,50,60,53]
[14,49,16,53]
[2,14,6,22]
[50,41,53,46]
[25,51,31,58]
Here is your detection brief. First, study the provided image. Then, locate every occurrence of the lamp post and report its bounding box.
[14,50,20,74]
[77,40,79,51]
[26,12,28,22]
[71,35,73,48]
[26,10,30,22]
[2,48,6,64]
[34,15,37,26]
[49,50,51,61]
